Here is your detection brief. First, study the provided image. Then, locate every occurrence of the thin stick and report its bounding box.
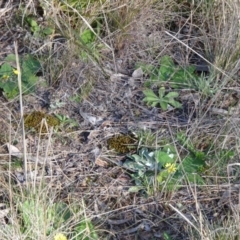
[14,41,28,180]
[169,203,201,234]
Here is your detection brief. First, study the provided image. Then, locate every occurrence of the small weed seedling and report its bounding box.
[177,132,234,177]
[143,87,182,110]
[139,55,197,89]
[78,28,98,60]
[0,54,41,99]
[76,19,103,61]
[55,114,79,131]
[25,15,54,36]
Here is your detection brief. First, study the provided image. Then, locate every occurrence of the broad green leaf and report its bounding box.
[52,202,72,228]
[157,170,169,183]
[23,74,38,86]
[167,99,182,108]
[3,81,18,99]
[31,25,40,33]
[139,148,152,158]
[143,89,158,98]
[123,160,146,171]
[73,219,98,240]
[4,54,16,63]
[172,101,182,108]
[185,172,205,184]
[149,101,158,107]
[158,55,175,81]
[80,29,95,44]
[181,156,205,174]
[28,18,38,27]
[143,96,159,102]
[194,151,205,161]
[165,91,179,98]
[158,87,165,98]
[155,151,175,165]
[43,27,54,35]
[0,54,40,100]
[128,154,142,161]
[163,145,176,154]
[0,63,12,77]
[128,186,145,192]
[4,89,18,99]
[22,55,41,74]
[170,66,196,88]
[160,101,168,110]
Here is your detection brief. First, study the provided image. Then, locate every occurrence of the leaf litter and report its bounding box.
[0,2,240,240]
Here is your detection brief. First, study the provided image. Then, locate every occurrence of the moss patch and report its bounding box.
[24,111,60,133]
[107,134,137,154]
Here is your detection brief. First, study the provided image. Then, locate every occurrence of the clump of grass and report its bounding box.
[0,174,98,239]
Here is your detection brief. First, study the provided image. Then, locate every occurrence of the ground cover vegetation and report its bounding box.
[1,0,240,239]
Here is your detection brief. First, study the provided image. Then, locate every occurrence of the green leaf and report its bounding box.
[128,186,145,193]
[185,172,205,184]
[170,66,196,88]
[139,147,151,156]
[24,74,38,86]
[163,232,173,240]
[73,219,98,240]
[80,29,95,44]
[160,101,168,110]
[29,19,38,27]
[177,132,195,151]
[123,160,146,171]
[165,91,179,98]
[0,54,41,99]
[4,54,16,63]
[149,101,159,107]
[0,63,12,77]
[167,99,182,108]
[157,170,169,183]
[158,55,175,81]
[158,87,165,98]
[194,151,205,161]
[155,151,175,165]
[52,202,72,228]
[143,89,158,98]
[143,89,160,106]
[181,156,205,173]
[136,62,155,74]
[42,27,54,35]
[22,55,41,74]
[143,96,159,102]
[3,81,18,99]
[186,65,196,74]
[31,25,40,33]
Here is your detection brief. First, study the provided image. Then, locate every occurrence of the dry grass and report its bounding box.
[1,0,240,239]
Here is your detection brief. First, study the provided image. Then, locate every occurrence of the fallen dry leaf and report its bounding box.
[95,157,108,167]
[6,143,22,157]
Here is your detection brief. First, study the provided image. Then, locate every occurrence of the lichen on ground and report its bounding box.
[24,111,60,133]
